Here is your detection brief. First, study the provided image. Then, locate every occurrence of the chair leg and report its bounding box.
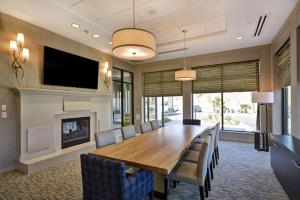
[217,146,220,159]
[207,168,211,191]
[215,150,218,166]
[149,191,153,200]
[164,178,169,200]
[199,186,205,200]
[212,153,216,168]
[204,177,209,197]
[210,162,214,180]
[173,180,176,188]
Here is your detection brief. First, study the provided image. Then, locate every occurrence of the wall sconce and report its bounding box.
[9,33,30,80]
[104,62,112,89]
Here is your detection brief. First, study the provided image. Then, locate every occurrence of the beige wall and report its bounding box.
[2,1,299,171]
[134,45,272,127]
[0,12,133,172]
[271,1,300,138]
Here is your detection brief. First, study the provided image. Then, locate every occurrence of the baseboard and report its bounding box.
[220,131,254,143]
[0,165,16,173]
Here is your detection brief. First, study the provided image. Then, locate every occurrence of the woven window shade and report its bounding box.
[277,41,291,88]
[193,60,259,93]
[144,70,182,97]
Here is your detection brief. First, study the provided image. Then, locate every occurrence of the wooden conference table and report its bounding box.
[89,124,209,197]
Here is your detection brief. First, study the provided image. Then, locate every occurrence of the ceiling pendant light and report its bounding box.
[112,0,156,60]
[175,30,196,81]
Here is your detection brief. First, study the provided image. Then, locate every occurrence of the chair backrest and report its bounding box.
[214,122,220,149]
[114,129,123,143]
[80,154,126,200]
[196,135,211,186]
[207,129,216,165]
[150,120,160,130]
[95,130,116,148]
[121,125,136,140]
[140,122,153,133]
[183,119,201,125]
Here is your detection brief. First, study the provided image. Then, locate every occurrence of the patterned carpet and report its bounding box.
[0,141,289,200]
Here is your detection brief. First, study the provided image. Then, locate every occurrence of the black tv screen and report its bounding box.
[43,46,99,89]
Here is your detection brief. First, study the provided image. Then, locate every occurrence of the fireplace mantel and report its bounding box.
[14,87,113,98]
[15,87,113,173]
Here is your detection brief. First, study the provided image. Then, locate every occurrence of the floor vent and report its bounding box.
[254,15,267,37]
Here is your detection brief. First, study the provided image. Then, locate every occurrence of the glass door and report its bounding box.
[112,68,133,128]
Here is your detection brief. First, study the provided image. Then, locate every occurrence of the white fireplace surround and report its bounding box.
[14,87,113,169]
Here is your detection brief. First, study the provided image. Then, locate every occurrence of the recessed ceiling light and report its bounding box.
[109,41,112,45]
[92,34,100,38]
[71,23,80,28]
[236,36,243,40]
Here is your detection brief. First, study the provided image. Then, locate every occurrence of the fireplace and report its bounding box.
[61,117,90,149]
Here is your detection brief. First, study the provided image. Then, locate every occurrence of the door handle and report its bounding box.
[292,160,300,169]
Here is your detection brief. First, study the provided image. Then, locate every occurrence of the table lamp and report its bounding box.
[251,91,274,132]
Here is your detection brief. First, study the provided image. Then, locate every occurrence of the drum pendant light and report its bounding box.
[175,30,196,81]
[112,0,156,60]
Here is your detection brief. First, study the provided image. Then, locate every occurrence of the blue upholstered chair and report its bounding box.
[81,154,154,200]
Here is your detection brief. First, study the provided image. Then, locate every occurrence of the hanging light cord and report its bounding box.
[183,30,187,70]
[133,0,136,28]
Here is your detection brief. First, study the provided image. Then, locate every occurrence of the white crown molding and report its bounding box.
[14,87,113,98]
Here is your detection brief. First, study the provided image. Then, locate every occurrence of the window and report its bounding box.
[282,86,291,135]
[193,92,257,131]
[144,97,163,125]
[223,92,257,131]
[143,70,183,126]
[193,93,221,126]
[276,40,291,135]
[163,96,183,126]
[192,60,259,132]
[112,81,122,129]
[112,68,133,129]
[144,96,182,126]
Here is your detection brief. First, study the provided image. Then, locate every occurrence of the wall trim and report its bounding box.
[220,131,254,143]
[14,87,114,98]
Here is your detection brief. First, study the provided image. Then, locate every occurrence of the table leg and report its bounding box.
[262,133,265,150]
[153,173,168,199]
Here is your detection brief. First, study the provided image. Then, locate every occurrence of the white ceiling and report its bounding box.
[66,0,227,44]
[0,0,298,63]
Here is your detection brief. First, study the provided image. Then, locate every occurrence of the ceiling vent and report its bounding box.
[158,48,188,55]
[254,15,268,37]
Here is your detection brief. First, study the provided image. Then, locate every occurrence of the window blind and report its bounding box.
[144,70,182,97]
[193,60,259,93]
[277,41,291,88]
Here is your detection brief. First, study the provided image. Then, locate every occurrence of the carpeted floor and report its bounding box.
[0,141,289,200]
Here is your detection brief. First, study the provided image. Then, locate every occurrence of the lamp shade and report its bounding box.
[10,40,17,52]
[17,33,24,44]
[112,28,156,60]
[251,92,274,103]
[175,69,196,81]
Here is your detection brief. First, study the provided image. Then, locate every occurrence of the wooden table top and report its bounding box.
[89,124,209,175]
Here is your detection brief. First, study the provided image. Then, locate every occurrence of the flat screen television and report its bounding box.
[43,46,99,89]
